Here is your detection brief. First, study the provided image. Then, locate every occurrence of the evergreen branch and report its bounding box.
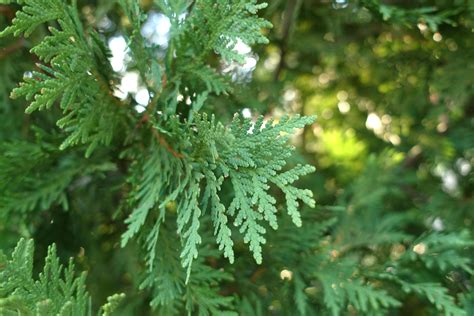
[0,239,124,315]
[399,282,466,316]
[122,113,316,279]
[2,0,125,157]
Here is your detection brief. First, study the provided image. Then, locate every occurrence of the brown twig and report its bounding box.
[0,5,15,20]
[0,38,25,60]
[151,126,184,158]
[132,73,183,159]
[90,69,124,108]
[135,72,166,129]
[273,0,301,81]
[137,91,184,159]
[250,267,266,283]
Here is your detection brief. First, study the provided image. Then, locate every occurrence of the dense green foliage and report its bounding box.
[0,238,125,314]
[0,0,473,315]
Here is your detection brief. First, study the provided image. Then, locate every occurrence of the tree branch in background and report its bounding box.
[0,5,15,20]
[273,0,302,81]
[0,38,25,60]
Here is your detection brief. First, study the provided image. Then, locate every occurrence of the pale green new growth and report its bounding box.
[122,114,316,281]
[99,293,127,316]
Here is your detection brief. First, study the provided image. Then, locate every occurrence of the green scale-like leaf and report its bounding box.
[0,239,124,315]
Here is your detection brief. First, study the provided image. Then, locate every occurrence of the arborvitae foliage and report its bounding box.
[0,238,125,314]
[0,0,473,315]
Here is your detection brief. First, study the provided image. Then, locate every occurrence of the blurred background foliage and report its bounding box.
[0,0,473,315]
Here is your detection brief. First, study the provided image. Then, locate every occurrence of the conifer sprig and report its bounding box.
[0,238,124,315]
[122,114,316,281]
[6,1,470,315]
[1,0,126,157]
